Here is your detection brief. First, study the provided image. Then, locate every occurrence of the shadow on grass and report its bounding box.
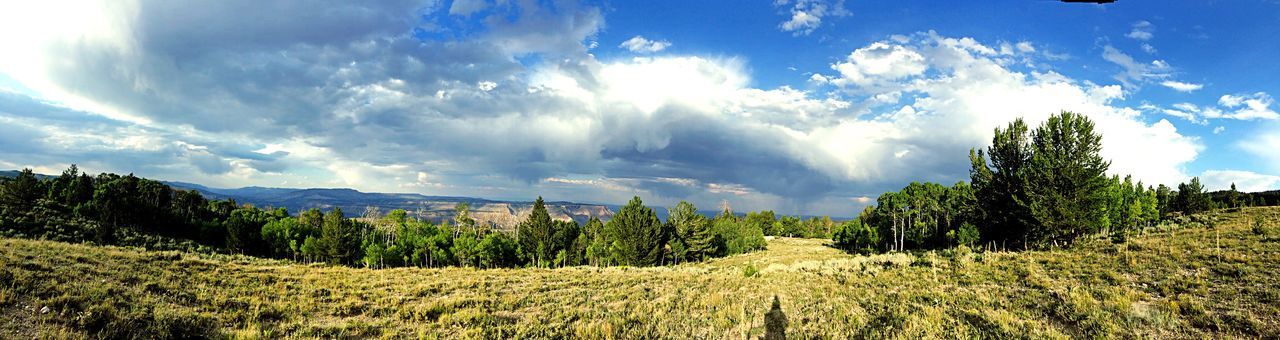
[765,295,787,340]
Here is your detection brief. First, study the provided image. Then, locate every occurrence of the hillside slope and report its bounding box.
[2,208,1278,338]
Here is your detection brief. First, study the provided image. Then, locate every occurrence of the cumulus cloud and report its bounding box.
[619,36,671,53]
[774,0,849,36]
[1200,169,1280,192]
[810,32,1200,186]
[827,42,928,88]
[1161,80,1203,93]
[0,1,1218,215]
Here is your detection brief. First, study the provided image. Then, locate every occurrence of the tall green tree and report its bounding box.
[1175,177,1211,214]
[2,168,44,207]
[1023,111,1110,247]
[605,196,666,266]
[320,208,361,265]
[969,118,1034,249]
[667,201,715,263]
[517,197,556,267]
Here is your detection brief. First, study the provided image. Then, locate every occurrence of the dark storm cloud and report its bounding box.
[0,92,292,177]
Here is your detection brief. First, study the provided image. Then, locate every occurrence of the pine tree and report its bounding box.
[605,196,665,266]
[1176,177,1211,214]
[969,118,1035,249]
[517,197,555,267]
[668,201,714,262]
[320,208,359,265]
[1024,111,1110,247]
[1,168,44,207]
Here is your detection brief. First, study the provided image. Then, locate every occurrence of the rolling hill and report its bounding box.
[2,207,1277,338]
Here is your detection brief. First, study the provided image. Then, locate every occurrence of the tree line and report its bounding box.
[835,111,1235,254]
[0,167,782,268]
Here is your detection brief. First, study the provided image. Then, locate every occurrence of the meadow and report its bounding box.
[2,207,1278,338]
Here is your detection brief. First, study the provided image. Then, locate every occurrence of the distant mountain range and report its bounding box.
[160,180,616,230]
[1,169,855,226]
[0,169,614,229]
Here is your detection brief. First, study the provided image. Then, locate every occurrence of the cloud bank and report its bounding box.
[4,1,1269,215]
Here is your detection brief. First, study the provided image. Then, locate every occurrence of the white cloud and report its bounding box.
[775,0,849,36]
[827,42,927,88]
[1149,93,1278,123]
[449,0,488,16]
[618,35,671,53]
[1217,93,1279,120]
[811,33,1199,186]
[1200,170,1280,192]
[1161,80,1203,92]
[0,1,1229,214]
[1102,45,1170,87]
[1241,133,1280,172]
[1126,21,1155,41]
[1015,41,1036,53]
[1213,126,1225,134]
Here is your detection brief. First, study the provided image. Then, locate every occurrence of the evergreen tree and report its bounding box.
[1024,111,1110,247]
[1,168,44,207]
[605,196,666,266]
[1175,177,1211,214]
[667,201,715,262]
[517,197,555,267]
[320,208,360,265]
[969,118,1034,248]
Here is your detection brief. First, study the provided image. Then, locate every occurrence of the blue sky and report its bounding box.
[1,0,1278,216]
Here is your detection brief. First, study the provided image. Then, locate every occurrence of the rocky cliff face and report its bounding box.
[407,201,614,231]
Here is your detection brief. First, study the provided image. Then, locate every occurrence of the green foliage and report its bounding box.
[1,168,44,207]
[667,201,718,263]
[970,118,1034,248]
[1023,111,1110,247]
[517,197,557,267]
[833,216,880,254]
[710,210,767,256]
[319,208,361,265]
[1176,177,1213,215]
[851,181,976,253]
[947,222,980,248]
[477,232,519,268]
[7,207,1280,338]
[968,112,1116,249]
[605,196,666,266]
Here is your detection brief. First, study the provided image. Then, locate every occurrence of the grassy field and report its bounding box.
[2,207,1279,338]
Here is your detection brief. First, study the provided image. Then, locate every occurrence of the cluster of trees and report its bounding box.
[0,166,262,248]
[0,168,771,268]
[1211,185,1280,207]
[833,181,978,254]
[835,111,1241,254]
[350,196,771,268]
[747,211,838,239]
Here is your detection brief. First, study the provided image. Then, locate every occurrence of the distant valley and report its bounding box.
[162,181,614,231]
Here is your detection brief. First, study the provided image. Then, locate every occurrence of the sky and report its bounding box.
[1,0,1279,217]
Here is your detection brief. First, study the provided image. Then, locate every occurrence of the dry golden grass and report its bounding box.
[3,207,1279,338]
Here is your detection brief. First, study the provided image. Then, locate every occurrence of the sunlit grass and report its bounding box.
[2,207,1278,338]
